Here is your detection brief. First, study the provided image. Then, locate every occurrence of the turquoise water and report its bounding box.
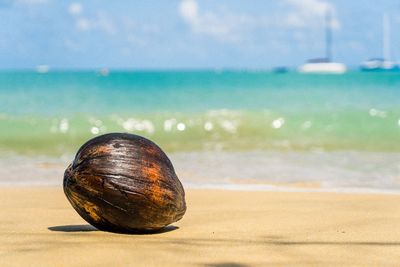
[1,70,399,155]
[1,70,400,191]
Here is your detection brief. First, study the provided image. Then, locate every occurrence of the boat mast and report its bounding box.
[325,8,332,62]
[383,14,390,61]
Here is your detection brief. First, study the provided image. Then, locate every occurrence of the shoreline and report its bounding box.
[1,150,400,193]
[1,184,400,195]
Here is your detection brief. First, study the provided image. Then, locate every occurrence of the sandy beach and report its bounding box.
[0,187,399,267]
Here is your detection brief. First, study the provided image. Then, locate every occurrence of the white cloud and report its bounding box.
[283,0,340,29]
[67,3,115,35]
[75,13,116,34]
[178,0,244,42]
[179,0,198,21]
[285,0,331,16]
[68,4,116,35]
[76,18,90,31]
[68,2,82,16]
[178,0,339,43]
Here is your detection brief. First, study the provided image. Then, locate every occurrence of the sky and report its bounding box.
[0,0,400,70]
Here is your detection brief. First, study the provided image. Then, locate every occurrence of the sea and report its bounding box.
[1,70,400,193]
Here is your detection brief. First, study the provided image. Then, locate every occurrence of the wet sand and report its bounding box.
[0,187,399,266]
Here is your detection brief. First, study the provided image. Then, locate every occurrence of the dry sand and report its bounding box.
[0,187,399,266]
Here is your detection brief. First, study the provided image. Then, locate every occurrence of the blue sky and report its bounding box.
[0,0,399,69]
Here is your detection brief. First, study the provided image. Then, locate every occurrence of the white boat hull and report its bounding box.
[360,59,398,71]
[298,62,347,74]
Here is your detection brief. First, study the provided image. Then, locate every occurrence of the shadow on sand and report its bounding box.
[203,263,249,267]
[48,224,179,234]
[48,224,98,232]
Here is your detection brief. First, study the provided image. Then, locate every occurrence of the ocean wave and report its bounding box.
[1,109,399,154]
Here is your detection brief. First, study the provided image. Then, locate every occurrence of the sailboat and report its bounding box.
[298,9,347,74]
[360,14,399,71]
